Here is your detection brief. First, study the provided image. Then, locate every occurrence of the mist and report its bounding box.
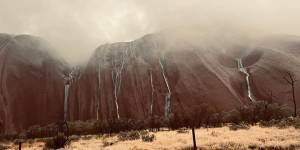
[1,0,300,65]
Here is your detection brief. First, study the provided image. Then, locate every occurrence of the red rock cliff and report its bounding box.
[68,34,300,122]
[1,33,300,133]
[0,34,66,134]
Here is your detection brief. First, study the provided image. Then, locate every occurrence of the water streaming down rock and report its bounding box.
[63,74,71,121]
[5,30,300,135]
[3,32,300,134]
[159,56,172,119]
[67,34,256,122]
[64,84,70,121]
[236,58,256,102]
[63,67,80,121]
[149,69,154,117]
[111,47,128,119]
[96,61,101,120]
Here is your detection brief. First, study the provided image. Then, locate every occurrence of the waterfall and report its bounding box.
[159,57,172,119]
[62,67,79,121]
[236,58,256,102]
[111,48,128,119]
[149,70,154,116]
[64,84,70,121]
[96,62,101,120]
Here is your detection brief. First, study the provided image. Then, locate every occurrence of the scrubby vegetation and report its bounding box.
[117,130,156,142]
[0,101,299,150]
[141,134,155,142]
[141,131,155,142]
[0,144,10,150]
[228,122,250,131]
[224,101,291,124]
[1,123,300,149]
[259,117,300,129]
[118,130,140,141]
[0,102,297,141]
[102,140,115,147]
[177,127,189,134]
[43,133,69,149]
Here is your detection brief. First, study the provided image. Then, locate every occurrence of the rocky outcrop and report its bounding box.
[251,39,300,108]
[0,34,67,134]
[1,32,300,134]
[68,33,300,122]
[66,34,238,121]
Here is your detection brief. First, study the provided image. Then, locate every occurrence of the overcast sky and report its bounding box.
[1,0,300,64]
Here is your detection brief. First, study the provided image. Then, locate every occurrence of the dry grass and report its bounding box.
[2,126,300,150]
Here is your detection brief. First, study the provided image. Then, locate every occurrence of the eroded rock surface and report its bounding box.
[68,34,300,122]
[0,34,67,133]
[1,32,300,133]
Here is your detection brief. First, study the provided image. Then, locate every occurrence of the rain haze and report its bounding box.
[1,0,300,64]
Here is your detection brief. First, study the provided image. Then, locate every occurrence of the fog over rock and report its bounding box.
[0,34,67,133]
[68,31,300,122]
[0,30,300,133]
[1,0,300,64]
[1,0,300,134]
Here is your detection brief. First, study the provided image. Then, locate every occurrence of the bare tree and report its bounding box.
[266,90,277,104]
[283,72,298,117]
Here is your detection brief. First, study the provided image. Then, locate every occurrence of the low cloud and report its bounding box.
[1,0,300,64]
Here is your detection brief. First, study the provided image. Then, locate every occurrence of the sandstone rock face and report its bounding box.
[67,33,300,122]
[251,36,300,109]
[1,32,300,134]
[0,34,66,134]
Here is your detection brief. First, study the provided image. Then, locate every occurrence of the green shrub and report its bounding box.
[275,117,300,129]
[26,123,58,138]
[141,133,155,142]
[68,120,95,135]
[117,131,140,141]
[293,118,300,129]
[177,128,189,134]
[43,133,69,149]
[102,140,115,147]
[136,130,156,142]
[68,135,80,142]
[0,144,10,150]
[0,133,18,141]
[228,123,250,131]
[224,102,291,124]
[259,119,279,127]
[139,130,149,137]
[259,117,300,129]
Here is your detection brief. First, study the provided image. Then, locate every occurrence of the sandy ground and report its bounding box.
[2,126,300,150]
